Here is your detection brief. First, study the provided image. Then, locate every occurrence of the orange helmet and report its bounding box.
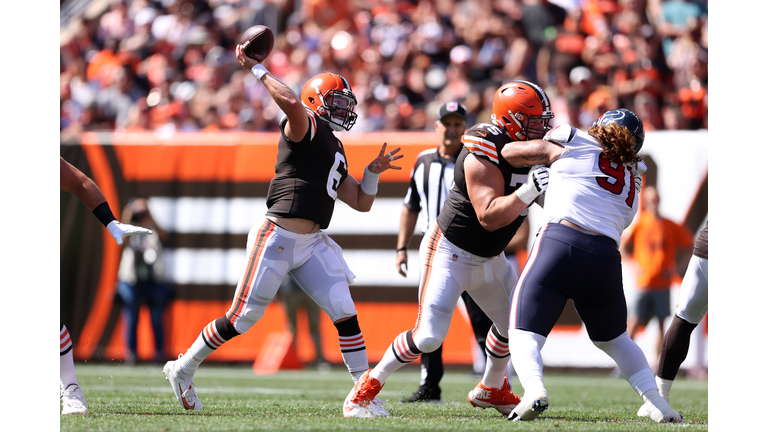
[301,72,358,131]
[491,80,554,140]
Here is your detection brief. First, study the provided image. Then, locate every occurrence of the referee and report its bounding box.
[395,102,495,403]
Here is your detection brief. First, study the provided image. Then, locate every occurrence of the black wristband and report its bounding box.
[396,247,407,253]
[92,202,117,227]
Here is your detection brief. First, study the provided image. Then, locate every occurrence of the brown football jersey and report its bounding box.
[437,121,530,257]
[266,110,348,229]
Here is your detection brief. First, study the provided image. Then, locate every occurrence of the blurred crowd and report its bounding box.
[59,0,708,138]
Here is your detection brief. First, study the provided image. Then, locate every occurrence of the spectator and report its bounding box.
[99,0,134,42]
[59,0,708,134]
[621,185,693,370]
[654,0,707,62]
[116,198,172,365]
[96,65,144,129]
[633,91,664,131]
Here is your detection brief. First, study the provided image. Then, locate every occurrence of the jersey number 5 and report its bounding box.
[596,156,636,208]
[326,152,347,199]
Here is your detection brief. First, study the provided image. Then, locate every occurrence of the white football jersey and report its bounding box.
[542,124,639,245]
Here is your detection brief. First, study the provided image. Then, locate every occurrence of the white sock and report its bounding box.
[177,351,205,377]
[60,350,79,392]
[369,332,417,384]
[176,330,217,377]
[60,325,79,391]
[481,354,509,389]
[656,376,673,402]
[351,370,365,384]
[509,329,547,395]
[480,326,510,389]
[593,332,648,380]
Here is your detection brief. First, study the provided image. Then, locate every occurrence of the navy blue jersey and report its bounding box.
[266,110,348,229]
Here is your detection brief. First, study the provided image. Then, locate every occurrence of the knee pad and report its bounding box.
[414,334,442,354]
[325,282,357,321]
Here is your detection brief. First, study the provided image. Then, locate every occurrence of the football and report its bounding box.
[240,25,274,62]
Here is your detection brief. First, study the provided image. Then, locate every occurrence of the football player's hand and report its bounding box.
[516,165,549,204]
[368,143,403,174]
[627,158,647,175]
[627,158,646,193]
[235,44,260,69]
[107,220,153,245]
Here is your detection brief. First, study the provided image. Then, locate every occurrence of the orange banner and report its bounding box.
[84,131,440,183]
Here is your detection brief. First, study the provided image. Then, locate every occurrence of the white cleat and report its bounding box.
[637,400,651,417]
[61,384,89,415]
[371,397,390,416]
[646,404,683,423]
[507,392,549,421]
[163,358,202,410]
[638,395,683,423]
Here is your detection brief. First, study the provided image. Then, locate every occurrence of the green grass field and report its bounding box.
[60,362,707,431]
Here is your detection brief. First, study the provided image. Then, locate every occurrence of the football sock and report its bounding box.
[334,315,369,381]
[481,325,510,389]
[179,316,240,375]
[626,368,658,398]
[629,369,675,417]
[656,376,673,402]
[657,314,697,381]
[508,329,547,395]
[593,331,648,380]
[60,324,79,391]
[370,330,421,384]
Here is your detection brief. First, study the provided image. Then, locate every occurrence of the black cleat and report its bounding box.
[400,387,442,403]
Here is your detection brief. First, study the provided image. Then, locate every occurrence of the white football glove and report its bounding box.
[106,220,153,245]
[626,159,646,193]
[516,165,549,205]
[626,159,647,174]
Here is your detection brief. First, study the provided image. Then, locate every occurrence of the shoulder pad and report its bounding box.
[306,108,317,141]
[461,123,507,164]
[543,124,576,144]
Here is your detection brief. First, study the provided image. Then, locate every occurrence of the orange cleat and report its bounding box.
[343,370,388,418]
[467,376,521,415]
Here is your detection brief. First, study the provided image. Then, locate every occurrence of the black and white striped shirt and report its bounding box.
[403,147,460,234]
